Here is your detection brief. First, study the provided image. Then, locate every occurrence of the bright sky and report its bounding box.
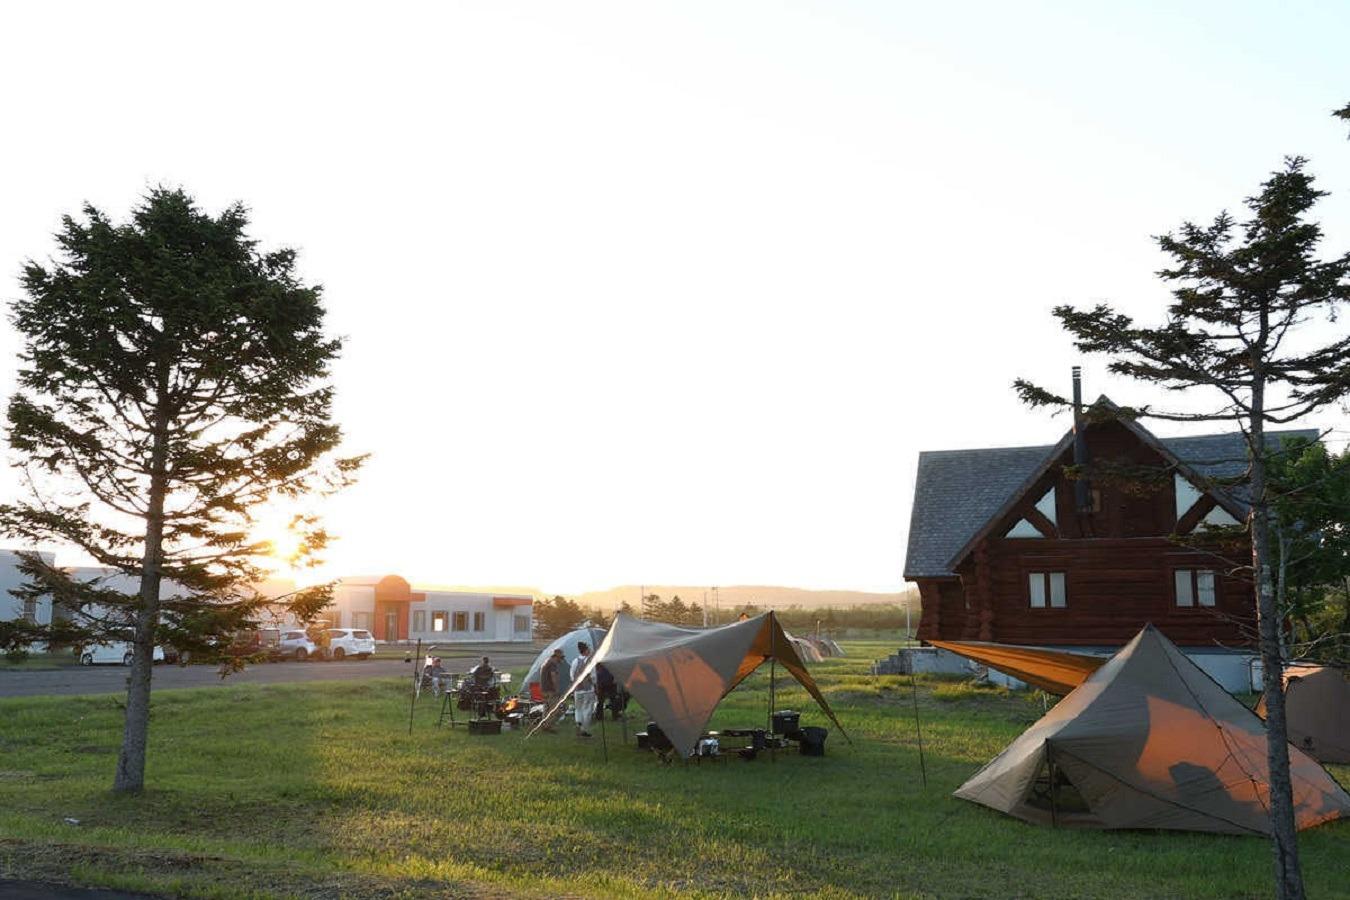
[1,2,1348,593]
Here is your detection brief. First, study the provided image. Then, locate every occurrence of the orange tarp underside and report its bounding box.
[928,640,1105,695]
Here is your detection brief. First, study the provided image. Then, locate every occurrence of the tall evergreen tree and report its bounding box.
[1016,154,1349,899]
[0,189,361,793]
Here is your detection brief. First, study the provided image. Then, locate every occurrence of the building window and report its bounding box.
[472,611,486,632]
[352,612,371,630]
[514,614,531,634]
[412,610,426,633]
[1029,572,1067,608]
[453,611,468,632]
[1175,569,1217,608]
[21,598,37,622]
[432,612,447,632]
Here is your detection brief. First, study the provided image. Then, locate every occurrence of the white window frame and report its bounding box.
[1174,569,1217,608]
[1028,571,1067,609]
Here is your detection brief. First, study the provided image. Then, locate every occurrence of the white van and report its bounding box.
[80,642,166,666]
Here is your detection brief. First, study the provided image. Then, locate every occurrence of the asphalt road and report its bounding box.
[0,649,541,698]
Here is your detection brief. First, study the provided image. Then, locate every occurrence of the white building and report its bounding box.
[328,575,533,643]
[0,549,57,626]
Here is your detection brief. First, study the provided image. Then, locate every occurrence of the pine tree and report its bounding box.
[1016,152,1349,899]
[0,189,361,793]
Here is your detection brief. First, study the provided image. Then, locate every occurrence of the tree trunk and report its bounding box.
[113,411,169,794]
[1249,391,1305,900]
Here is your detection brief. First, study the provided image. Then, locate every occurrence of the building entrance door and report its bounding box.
[384,610,399,642]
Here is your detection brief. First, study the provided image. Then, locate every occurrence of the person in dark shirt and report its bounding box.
[538,648,566,733]
[470,656,495,687]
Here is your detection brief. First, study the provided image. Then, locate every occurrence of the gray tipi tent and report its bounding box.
[956,625,1350,834]
[1256,664,1350,765]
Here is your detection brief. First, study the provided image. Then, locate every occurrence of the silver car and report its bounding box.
[325,628,376,660]
[277,629,320,661]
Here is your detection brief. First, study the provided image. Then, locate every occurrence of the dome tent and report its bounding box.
[520,624,606,697]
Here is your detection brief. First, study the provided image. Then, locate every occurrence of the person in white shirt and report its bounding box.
[570,641,596,738]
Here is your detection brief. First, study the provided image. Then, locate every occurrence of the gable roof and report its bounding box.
[903,407,1318,579]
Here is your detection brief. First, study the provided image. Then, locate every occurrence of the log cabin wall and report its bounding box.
[930,419,1252,647]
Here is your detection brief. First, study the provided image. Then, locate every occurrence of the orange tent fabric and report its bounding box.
[928,640,1105,695]
[955,625,1350,834]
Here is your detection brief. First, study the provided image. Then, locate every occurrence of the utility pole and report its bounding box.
[702,590,708,628]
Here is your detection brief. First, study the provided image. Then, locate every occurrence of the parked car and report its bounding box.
[80,642,166,666]
[325,628,376,660]
[277,629,321,661]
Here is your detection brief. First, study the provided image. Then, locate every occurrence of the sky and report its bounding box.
[1,1,1348,594]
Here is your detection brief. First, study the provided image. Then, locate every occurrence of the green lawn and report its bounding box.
[0,639,1346,899]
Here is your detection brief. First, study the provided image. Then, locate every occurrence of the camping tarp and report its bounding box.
[530,612,849,757]
[1256,665,1350,765]
[520,625,607,697]
[955,625,1350,834]
[928,639,1105,696]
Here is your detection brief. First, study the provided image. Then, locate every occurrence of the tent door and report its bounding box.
[1026,754,1092,818]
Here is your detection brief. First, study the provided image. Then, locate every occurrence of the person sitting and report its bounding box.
[423,656,447,694]
[470,656,495,687]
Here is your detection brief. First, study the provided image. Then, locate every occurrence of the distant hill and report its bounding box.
[569,584,918,614]
[340,579,919,616]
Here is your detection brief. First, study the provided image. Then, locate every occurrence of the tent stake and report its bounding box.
[408,639,422,736]
[910,672,927,789]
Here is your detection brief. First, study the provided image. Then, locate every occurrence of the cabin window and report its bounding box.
[432,611,448,632]
[1034,487,1057,526]
[1174,473,1204,521]
[472,611,486,632]
[1174,569,1217,608]
[1029,572,1067,608]
[1006,518,1043,538]
[412,610,426,633]
[453,611,468,632]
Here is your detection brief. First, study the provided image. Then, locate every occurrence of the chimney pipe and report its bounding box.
[1072,367,1091,513]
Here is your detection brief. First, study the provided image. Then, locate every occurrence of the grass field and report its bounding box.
[0,639,1347,899]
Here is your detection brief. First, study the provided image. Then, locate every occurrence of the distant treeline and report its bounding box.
[533,593,916,640]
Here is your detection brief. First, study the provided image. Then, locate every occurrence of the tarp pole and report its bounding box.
[769,613,777,763]
[910,671,927,788]
[408,638,422,735]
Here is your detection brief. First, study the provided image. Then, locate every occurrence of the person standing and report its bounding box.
[570,641,596,738]
[538,647,566,733]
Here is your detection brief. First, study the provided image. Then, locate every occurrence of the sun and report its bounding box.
[251,511,307,572]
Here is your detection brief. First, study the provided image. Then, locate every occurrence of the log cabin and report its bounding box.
[903,388,1316,659]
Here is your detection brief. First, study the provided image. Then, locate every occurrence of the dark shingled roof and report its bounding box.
[903,428,1319,579]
